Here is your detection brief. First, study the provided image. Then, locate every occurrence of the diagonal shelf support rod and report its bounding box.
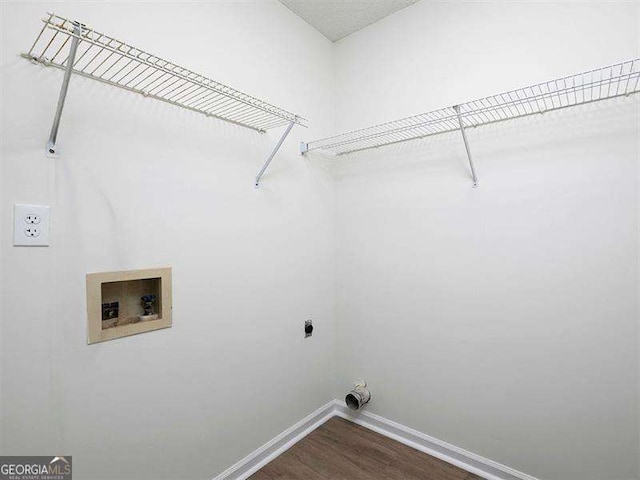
[46,21,82,157]
[255,120,296,188]
[453,105,478,188]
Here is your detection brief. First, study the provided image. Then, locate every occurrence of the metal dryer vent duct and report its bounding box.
[345,381,371,411]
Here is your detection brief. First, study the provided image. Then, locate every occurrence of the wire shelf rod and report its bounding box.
[24,12,308,133]
[24,12,306,185]
[303,58,640,158]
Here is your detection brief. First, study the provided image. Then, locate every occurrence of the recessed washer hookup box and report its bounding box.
[86,267,172,344]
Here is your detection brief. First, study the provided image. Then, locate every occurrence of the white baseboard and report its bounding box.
[212,400,336,480]
[213,399,538,480]
[333,400,538,480]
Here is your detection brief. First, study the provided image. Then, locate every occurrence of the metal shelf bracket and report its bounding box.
[453,105,478,188]
[46,21,82,157]
[254,120,296,188]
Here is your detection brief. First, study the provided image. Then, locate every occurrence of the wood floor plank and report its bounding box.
[248,417,483,480]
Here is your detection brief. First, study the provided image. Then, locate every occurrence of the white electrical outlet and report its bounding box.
[25,214,41,224]
[14,204,50,246]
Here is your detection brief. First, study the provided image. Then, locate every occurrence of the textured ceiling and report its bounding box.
[279,0,419,42]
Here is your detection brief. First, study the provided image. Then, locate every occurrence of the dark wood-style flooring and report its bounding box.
[249,417,483,480]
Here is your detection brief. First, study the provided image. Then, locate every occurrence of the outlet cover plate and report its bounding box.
[14,204,50,246]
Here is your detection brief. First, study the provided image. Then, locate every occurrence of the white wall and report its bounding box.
[331,1,640,480]
[0,1,335,479]
[0,1,5,456]
[3,2,640,480]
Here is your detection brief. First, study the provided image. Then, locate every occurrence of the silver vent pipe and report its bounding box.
[345,381,371,411]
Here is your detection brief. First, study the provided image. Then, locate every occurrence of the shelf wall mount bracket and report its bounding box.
[453,105,479,188]
[254,119,296,188]
[45,20,82,158]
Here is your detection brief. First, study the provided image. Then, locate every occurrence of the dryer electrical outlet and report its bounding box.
[304,319,313,338]
[14,204,50,246]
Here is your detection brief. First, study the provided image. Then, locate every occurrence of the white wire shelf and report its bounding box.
[301,59,640,157]
[23,13,308,133]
